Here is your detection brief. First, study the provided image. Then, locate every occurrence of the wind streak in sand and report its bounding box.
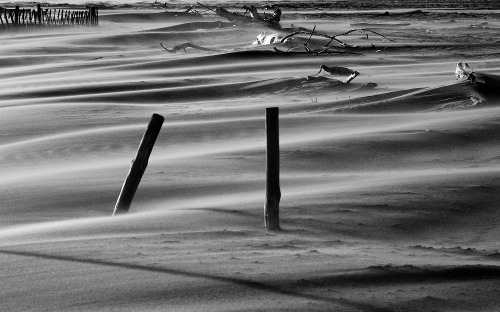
[0,124,145,150]
[1,164,497,244]
[2,105,499,182]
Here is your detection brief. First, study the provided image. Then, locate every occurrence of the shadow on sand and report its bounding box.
[2,248,500,311]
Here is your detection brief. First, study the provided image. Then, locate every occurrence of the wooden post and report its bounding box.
[265,107,281,231]
[3,9,10,27]
[113,114,164,216]
[14,6,19,26]
[90,7,97,26]
[37,4,41,24]
[0,9,5,28]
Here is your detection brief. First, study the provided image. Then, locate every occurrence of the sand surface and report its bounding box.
[1,2,500,311]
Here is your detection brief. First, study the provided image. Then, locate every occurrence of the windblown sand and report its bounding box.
[1,3,499,311]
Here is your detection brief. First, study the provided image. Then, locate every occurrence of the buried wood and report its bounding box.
[265,107,281,231]
[113,114,164,216]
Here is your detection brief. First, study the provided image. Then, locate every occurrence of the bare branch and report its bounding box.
[304,25,316,52]
[335,28,395,42]
[273,47,361,55]
[279,27,394,50]
[280,30,347,47]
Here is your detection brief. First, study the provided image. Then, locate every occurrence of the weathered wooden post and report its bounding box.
[113,114,164,216]
[9,9,14,25]
[14,6,19,26]
[265,107,281,231]
[37,4,41,25]
[90,7,97,26]
[3,9,10,27]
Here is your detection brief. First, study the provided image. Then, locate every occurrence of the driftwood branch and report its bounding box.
[279,27,394,54]
[273,47,362,55]
[160,42,218,53]
[281,28,394,45]
[280,29,345,46]
[303,25,316,52]
[335,28,394,42]
[212,5,282,29]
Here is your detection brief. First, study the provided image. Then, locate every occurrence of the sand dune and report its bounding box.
[1,3,499,311]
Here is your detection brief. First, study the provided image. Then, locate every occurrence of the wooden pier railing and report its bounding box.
[0,4,98,29]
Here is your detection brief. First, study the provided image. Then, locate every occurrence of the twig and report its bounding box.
[304,25,316,52]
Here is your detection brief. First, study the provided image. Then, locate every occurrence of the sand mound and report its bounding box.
[313,73,500,113]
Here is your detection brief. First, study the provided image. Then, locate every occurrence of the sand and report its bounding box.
[1,2,500,311]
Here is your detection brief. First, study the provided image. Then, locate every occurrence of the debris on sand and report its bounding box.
[253,32,285,45]
[315,65,359,77]
[153,2,203,17]
[274,26,393,55]
[195,2,281,29]
[214,5,282,29]
[312,65,360,83]
[160,42,219,53]
[455,61,475,80]
[455,62,500,97]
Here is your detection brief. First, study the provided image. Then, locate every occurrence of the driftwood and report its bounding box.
[210,4,281,29]
[165,5,204,17]
[316,65,357,76]
[273,47,362,55]
[314,65,360,83]
[277,27,394,55]
[160,42,218,53]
